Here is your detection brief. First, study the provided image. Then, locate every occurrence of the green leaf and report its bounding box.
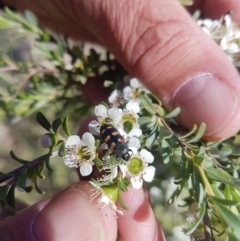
[180,124,197,139]
[145,132,156,149]
[163,107,181,119]
[10,150,28,164]
[161,140,170,164]
[36,112,52,132]
[0,185,9,203]
[118,190,129,210]
[0,16,17,29]
[211,196,240,206]
[25,10,38,27]
[6,183,16,208]
[123,121,133,134]
[174,157,190,181]
[228,232,239,241]
[36,163,45,179]
[193,166,205,203]
[34,178,45,195]
[187,123,206,144]
[17,168,28,189]
[117,177,130,192]
[52,118,62,133]
[193,155,204,165]
[140,95,156,115]
[138,116,152,125]
[58,142,66,157]
[159,126,172,140]
[62,116,71,136]
[185,201,206,235]
[45,151,53,172]
[205,167,240,186]
[212,199,240,236]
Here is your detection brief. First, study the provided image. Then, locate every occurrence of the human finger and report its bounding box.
[117,187,165,241]
[0,182,117,241]
[2,0,240,141]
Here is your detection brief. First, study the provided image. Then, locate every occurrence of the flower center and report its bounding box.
[127,157,144,175]
[78,145,93,162]
[133,88,142,99]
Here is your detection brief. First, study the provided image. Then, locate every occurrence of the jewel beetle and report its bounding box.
[100,124,131,161]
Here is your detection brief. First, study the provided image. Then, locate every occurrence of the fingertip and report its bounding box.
[117,187,165,241]
[0,182,117,241]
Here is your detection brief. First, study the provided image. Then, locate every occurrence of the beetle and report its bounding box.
[100,124,131,161]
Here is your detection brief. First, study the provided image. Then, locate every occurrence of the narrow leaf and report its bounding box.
[62,116,71,136]
[180,124,197,139]
[138,116,152,125]
[6,183,16,208]
[0,185,9,202]
[187,123,206,143]
[25,10,38,27]
[10,150,28,164]
[52,118,62,133]
[205,167,240,186]
[36,112,51,132]
[140,95,156,115]
[193,166,205,203]
[163,107,181,119]
[58,142,66,157]
[212,199,240,236]
[228,232,239,241]
[211,196,240,206]
[118,190,129,210]
[161,140,170,164]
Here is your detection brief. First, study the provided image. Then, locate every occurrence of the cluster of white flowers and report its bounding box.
[108,77,150,113]
[198,13,240,65]
[60,77,156,215]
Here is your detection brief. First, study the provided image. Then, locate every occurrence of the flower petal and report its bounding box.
[123,86,132,100]
[131,176,143,189]
[108,90,121,104]
[126,101,140,113]
[128,137,141,150]
[88,120,100,135]
[65,135,81,147]
[63,156,78,168]
[130,78,141,88]
[128,128,142,137]
[143,166,156,182]
[80,162,93,176]
[95,104,107,117]
[140,149,154,163]
[82,132,95,148]
[108,107,122,123]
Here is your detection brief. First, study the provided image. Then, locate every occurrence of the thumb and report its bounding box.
[0,182,117,241]
[95,0,240,141]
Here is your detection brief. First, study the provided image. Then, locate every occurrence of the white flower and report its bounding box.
[63,133,96,176]
[121,149,155,189]
[108,90,124,107]
[198,13,240,64]
[90,182,123,216]
[95,104,108,118]
[122,78,149,113]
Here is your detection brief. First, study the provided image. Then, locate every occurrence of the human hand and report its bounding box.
[1,0,240,240]
[0,181,164,241]
[3,0,240,141]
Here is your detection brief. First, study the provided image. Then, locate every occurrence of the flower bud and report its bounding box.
[39,133,58,148]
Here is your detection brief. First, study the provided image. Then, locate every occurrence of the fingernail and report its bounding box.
[32,187,106,241]
[172,73,238,136]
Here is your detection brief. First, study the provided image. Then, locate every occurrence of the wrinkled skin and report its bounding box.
[1,0,240,240]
